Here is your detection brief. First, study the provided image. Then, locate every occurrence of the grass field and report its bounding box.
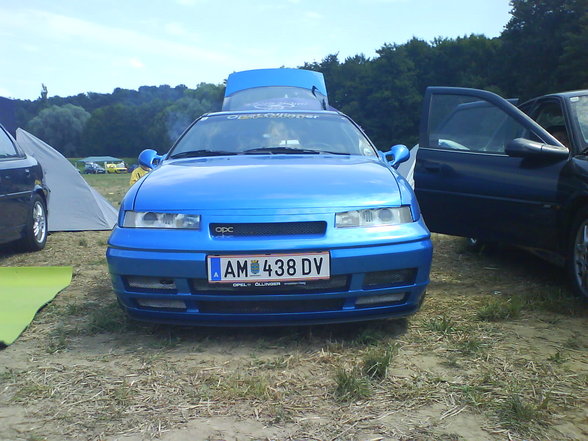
[0,174,587,441]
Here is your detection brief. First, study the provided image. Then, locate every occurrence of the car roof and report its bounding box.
[536,90,588,99]
[222,68,331,112]
[517,90,588,109]
[224,68,328,97]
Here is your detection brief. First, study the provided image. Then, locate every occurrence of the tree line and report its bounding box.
[14,0,588,157]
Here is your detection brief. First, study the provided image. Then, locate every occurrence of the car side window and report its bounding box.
[0,128,19,158]
[517,101,535,116]
[570,96,588,144]
[529,101,569,147]
[427,94,527,154]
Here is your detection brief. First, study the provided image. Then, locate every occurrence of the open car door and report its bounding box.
[415,87,569,250]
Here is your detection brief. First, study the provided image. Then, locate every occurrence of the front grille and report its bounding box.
[198,299,344,314]
[191,275,349,294]
[210,222,326,237]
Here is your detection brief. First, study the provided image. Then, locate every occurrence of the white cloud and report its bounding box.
[1,9,228,64]
[362,0,408,3]
[163,21,202,43]
[164,22,187,37]
[305,11,323,19]
[175,0,205,6]
[21,44,40,53]
[128,58,145,69]
[0,87,14,98]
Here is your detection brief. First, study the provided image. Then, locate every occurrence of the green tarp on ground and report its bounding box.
[0,266,72,346]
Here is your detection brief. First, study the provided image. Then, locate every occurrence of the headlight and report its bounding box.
[335,207,413,228]
[123,211,201,229]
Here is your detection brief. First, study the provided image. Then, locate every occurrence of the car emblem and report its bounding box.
[250,260,260,275]
[215,226,234,234]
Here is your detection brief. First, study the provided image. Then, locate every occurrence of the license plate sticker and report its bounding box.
[207,252,330,283]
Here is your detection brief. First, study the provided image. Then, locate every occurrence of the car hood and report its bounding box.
[132,155,402,211]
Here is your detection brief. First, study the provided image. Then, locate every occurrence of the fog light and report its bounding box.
[136,299,186,310]
[127,276,177,291]
[355,293,406,306]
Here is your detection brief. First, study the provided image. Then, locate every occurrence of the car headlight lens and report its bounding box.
[335,207,413,228]
[123,211,201,229]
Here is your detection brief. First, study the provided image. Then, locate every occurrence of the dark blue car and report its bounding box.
[415,87,588,298]
[84,162,106,174]
[0,124,48,251]
[106,69,433,326]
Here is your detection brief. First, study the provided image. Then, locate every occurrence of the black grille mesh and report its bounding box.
[210,222,326,237]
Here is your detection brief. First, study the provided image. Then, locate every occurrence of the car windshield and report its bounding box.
[570,95,588,145]
[169,112,378,158]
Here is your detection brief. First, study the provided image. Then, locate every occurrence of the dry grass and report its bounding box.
[0,176,587,441]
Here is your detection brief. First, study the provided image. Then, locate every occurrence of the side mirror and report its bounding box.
[138,149,163,169]
[385,144,410,168]
[505,138,568,159]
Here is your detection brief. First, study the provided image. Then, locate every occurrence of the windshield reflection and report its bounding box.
[170,113,377,158]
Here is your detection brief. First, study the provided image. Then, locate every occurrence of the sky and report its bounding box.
[0,0,512,101]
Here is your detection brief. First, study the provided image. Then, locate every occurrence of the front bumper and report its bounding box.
[106,217,432,326]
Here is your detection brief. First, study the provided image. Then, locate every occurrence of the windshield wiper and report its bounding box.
[243,147,322,155]
[319,151,351,156]
[169,149,237,159]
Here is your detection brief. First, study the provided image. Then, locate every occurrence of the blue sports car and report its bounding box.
[106,69,432,326]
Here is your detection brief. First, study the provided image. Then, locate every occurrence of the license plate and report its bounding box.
[207,252,330,283]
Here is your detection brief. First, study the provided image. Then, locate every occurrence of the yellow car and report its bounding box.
[105,162,128,174]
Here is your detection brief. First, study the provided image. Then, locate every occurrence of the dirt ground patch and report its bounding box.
[1,229,587,440]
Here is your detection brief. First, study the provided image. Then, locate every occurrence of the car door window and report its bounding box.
[570,96,588,144]
[0,128,19,158]
[518,101,535,116]
[426,94,529,154]
[530,101,570,147]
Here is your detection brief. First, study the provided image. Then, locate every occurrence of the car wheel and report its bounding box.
[467,237,482,249]
[17,194,48,252]
[567,207,588,299]
[465,237,493,251]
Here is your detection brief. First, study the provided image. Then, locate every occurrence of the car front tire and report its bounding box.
[465,237,496,252]
[466,237,483,250]
[567,207,588,299]
[17,194,48,252]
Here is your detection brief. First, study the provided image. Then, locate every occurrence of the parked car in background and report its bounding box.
[105,162,127,173]
[106,68,433,326]
[0,123,49,251]
[415,87,588,298]
[83,162,106,174]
